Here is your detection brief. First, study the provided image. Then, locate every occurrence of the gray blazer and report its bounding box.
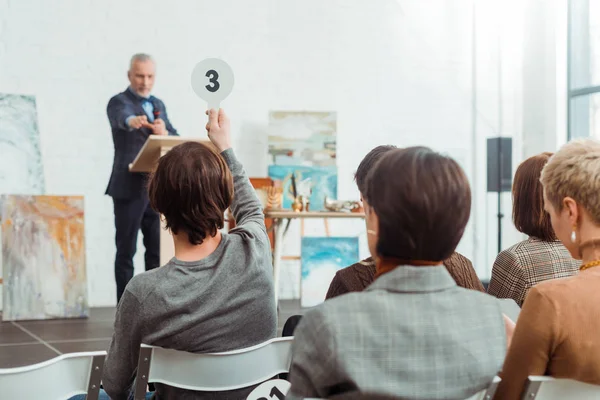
[287,266,507,400]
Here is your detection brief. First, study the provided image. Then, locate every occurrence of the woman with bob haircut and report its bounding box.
[487,152,579,306]
[286,146,513,400]
[102,109,277,400]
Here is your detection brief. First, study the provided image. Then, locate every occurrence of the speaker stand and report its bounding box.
[496,135,504,254]
[497,190,503,254]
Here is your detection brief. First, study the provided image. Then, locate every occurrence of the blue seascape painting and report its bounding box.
[268,164,337,211]
[301,236,359,307]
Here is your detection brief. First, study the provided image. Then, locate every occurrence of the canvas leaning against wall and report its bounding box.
[268,111,337,211]
[1,195,88,321]
[0,93,45,195]
[268,111,337,167]
[268,164,337,212]
[301,236,359,308]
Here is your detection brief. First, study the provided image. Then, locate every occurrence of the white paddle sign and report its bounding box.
[191,58,234,110]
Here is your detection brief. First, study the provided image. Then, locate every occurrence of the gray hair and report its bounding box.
[129,53,154,69]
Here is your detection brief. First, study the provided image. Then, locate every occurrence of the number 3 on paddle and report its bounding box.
[205,69,220,92]
[191,58,235,110]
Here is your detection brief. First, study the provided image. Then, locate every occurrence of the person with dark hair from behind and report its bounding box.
[101,109,277,400]
[281,145,486,338]
[286,147,513,400]
[487,152,580,307]
[325,145,485,299]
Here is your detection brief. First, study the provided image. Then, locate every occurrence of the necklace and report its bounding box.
[579,260,600,271]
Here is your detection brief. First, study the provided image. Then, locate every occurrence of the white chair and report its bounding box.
[0,350,106,400]
[522,376,600,399]
[133,336,294,400]
[246,378,290,400]
[464,376,501,400]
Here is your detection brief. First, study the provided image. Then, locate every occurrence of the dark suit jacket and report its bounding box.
[105,87,178,199]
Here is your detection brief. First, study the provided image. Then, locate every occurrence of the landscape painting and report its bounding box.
[268,111,337,167]
[268,164,337,211]
[301,236,359,307]
[1,195,88,321]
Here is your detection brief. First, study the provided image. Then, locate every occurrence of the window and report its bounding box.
[568,0,600,139]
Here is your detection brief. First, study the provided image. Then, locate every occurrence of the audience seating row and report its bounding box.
[0,337,598,399]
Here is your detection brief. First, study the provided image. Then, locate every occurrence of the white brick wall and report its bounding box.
[0,0,564,307]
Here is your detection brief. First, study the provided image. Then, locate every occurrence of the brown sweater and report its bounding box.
[494,267,600,400]
[325,252,485,299]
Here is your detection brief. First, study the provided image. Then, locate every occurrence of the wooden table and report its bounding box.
[264,210,366,306]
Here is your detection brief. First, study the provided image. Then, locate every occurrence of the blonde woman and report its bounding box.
[495,138,600,399]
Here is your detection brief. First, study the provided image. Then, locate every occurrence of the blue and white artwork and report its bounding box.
[268,111,337,167]
[0,93,45,195]
[268,165,337,211]
[301,237,359,307]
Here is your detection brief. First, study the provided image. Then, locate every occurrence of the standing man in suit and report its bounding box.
[106,53,179,303]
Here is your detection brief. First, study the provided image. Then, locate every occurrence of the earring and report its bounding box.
[571,227,577,243]
[367,229,377,235]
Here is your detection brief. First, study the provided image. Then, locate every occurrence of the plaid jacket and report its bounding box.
[487,237,580,307]
[287,266,506,399]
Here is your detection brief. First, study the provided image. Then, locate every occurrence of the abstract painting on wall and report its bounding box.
[268,164,337,211]
[268,111,337,167]
[301,236,359,308]
[0,93,45,195]
[1,195,88,321]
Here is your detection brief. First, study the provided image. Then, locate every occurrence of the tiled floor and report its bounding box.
[0,300,305,368]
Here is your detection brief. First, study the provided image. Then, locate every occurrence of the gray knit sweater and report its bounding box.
[103,149,277,400]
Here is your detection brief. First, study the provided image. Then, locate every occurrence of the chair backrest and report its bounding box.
[134,337,294,399]
[0,351,106,400]
[464,376,501,400]
[523,376,600,399]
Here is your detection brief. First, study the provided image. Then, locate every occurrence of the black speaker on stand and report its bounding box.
[487,137,513,254]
